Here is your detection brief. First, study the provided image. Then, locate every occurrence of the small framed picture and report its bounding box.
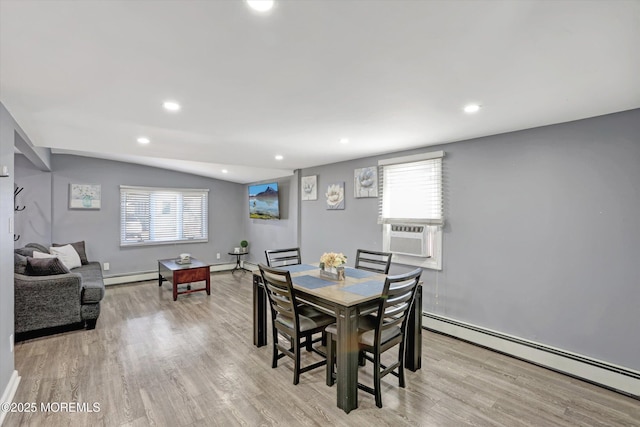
[69,184,101,209]
[354,166,378,198]
[301,175,318,201]
[326,182,345,210]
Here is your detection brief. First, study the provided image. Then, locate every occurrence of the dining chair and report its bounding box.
[265,247,302,268]
[258,263,334,385]
[354,249,392,274]
[326,267,422,408]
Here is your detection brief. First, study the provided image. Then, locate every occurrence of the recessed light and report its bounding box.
[163,101,181,112]
[246,0,274,12]
[464,104,481,114]
[222,169,228,174]
[340,138,349,144]
[137,137,150,144]
[275,155,283,160]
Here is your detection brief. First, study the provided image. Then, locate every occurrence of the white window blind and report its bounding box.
[120,186,208,246]
[378,151,444,225]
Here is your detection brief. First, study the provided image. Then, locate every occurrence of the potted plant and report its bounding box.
[240,240,249,253]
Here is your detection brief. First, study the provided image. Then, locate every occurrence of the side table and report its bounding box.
[228,251,251,274]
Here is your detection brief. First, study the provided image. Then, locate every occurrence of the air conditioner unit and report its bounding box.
[384,224,429,257]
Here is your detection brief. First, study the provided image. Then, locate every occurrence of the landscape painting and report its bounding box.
[249,182,280,219]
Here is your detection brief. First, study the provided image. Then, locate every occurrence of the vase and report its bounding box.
[319,264,345,281]
[82,195,92,208]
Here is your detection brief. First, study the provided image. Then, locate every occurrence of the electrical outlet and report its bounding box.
[216,253,220,259]
[10,334,14,353]
[103,262,110,271]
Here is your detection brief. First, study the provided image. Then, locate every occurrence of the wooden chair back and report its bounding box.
[265,247,302,268]
[374,268,422,350]
[355,249,392,274]
[258,263,298,331]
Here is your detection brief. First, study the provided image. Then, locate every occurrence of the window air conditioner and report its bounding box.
[384,224,429,257]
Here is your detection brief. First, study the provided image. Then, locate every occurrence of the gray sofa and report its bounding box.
[14,243,105,336]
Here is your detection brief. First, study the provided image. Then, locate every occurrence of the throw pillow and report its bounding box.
[26,256,71,276]
[25,243,50,254]
[14,247,35,257]
[53,241,88,265]
[14,253,28,275]
[32,250,56,259]
[49,244,82,270]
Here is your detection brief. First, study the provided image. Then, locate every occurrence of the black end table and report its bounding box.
[229,251,251,274]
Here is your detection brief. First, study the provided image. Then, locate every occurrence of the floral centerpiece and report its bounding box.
[319,252,347,280]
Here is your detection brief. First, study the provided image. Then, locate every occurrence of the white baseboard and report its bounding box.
[0,370,21,426]
[103,263,236,286]
[423,313,640,398]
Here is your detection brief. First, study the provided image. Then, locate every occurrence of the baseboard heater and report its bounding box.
[423,312,640,399]
[103,263,236,286]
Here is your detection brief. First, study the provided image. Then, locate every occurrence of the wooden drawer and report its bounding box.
[174,267,209,283]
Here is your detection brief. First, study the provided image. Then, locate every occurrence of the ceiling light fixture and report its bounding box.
[222,169,228,174]
[246,0,274,12]
[340,138,349,144]
[275,155,283,160]
[464,104,481,114]
[163,101,181,112]
[137,137,150,144]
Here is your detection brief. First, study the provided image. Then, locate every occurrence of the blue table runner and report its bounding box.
[293,275,335,289]
[343,267,376,279]
[278,264,317,273]
[341,280,385,297]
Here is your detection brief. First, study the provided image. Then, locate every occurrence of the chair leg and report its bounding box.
[398,341,406,388]
[293,339,301,385]
[271,329,279,368]
[305,333,313,352]
[374,351,382,408]
[326,332,335,386]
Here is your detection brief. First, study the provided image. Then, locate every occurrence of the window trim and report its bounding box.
[120,185,209,247]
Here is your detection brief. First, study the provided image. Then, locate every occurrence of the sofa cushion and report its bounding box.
[26,256,71,276]
[14,253,28,275]
[53,241,89,265]
[49,244,82,270]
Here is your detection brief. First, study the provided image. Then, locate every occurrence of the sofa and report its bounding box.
[14,242,105,336]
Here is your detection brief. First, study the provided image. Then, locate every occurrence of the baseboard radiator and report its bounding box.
[103,263,237,286]
[423,312,640,399]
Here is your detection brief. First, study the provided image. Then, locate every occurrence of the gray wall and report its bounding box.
[0,104,18,399]
[13,154,246,276]
[300,109,640,371]
[14,154,52,245]
[243,171,299,266]
[300,160,383,265]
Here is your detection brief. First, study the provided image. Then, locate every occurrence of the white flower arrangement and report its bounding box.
[320,252,347,268]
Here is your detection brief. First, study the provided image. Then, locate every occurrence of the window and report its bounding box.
[120,186,208,247]
[378,151,444,269]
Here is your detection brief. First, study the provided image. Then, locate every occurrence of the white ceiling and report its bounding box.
[1,0,639,184]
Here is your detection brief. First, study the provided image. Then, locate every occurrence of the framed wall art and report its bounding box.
[354,166,378,198]
[69,184,101,209]
[326,182,345,210]
[301,175,317,201]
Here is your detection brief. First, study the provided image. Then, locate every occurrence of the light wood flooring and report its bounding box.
[5,271,640,426]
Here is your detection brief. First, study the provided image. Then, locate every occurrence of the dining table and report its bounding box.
[252,264,422,413]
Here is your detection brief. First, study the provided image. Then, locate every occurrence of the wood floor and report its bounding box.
[5,271,639,426]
